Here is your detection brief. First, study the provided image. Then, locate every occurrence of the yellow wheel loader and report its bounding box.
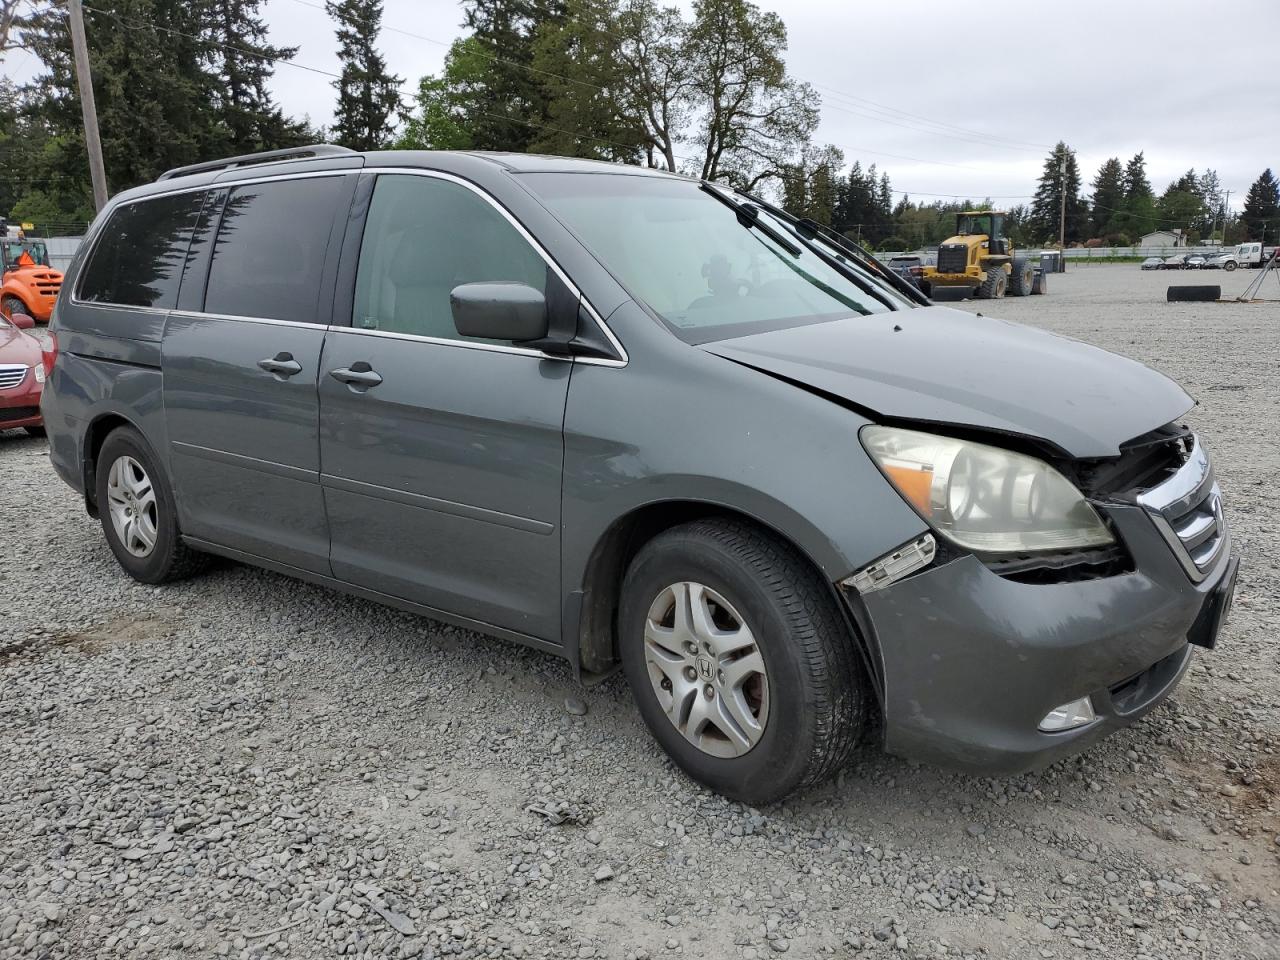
[921,211,1035,299]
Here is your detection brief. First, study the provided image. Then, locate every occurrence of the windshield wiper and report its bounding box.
[699,182,803,257]
[737,191,931,307]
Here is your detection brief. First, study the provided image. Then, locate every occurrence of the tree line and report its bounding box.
[0,0,1276,248]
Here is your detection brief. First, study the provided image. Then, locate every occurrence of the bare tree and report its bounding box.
[613,0,692,172]
[685,0,817,189]
[0,0,44,59]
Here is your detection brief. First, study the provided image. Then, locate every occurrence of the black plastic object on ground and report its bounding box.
[1167,285,1220,302]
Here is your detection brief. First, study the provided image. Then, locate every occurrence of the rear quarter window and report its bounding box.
[202,176,345,324]
[77,191,207,309]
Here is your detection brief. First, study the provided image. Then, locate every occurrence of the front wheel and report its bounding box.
[1,295,25,319]
[1223,261,1237,271]
[95,426,210,583]
[619,519,869,803]
[977,267,1007,299]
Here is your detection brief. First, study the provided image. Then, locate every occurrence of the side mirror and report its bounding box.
[9,312,34,330]
[450,282,548,343]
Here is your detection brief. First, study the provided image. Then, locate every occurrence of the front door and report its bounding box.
[319,172,570,641]
[163,174,352,574]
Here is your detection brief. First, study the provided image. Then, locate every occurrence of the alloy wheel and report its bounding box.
[106,455,158,558]
[643,581,770,758]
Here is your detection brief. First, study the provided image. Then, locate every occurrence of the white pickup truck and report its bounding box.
[1207,242,1274,270]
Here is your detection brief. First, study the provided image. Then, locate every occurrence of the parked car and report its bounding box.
[0,308,46,435]
[1162,254,1189,269]
[1185,255,1207,269]
[1140,257,1164,270]
[42,147,1238,803]
[886,254,934,295]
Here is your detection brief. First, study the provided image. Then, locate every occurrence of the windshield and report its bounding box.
[522,173,898,342]
[2,241,49,267]
[956,214,992,236]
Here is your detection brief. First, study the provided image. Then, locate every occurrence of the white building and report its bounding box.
[1139,230,1183,248]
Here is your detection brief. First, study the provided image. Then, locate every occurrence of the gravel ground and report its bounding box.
[1,263,1277,960]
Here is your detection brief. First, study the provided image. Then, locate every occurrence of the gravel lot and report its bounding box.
[1,263,1277,960]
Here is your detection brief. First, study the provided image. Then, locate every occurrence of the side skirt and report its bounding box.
[183,536,567,658]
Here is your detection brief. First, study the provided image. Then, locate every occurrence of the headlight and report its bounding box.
[861,425,1114,554]
[32,363,45,384]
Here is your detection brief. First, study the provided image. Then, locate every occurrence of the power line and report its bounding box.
[812,84,1054,152]
[72,4,1044,200]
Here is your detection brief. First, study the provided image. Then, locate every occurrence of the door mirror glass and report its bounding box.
[450,282,548,342]
[9,312,34,330]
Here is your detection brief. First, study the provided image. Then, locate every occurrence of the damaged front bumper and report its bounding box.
[847,501,1236,775]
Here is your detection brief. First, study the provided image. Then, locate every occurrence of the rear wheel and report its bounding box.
[1008,259,1033,296]
[1,295,24,319]
[619,519,869,803]
[95,426,210,583]
[977,267,1007,299]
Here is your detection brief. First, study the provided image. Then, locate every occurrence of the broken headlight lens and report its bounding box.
[860,425,1115,554]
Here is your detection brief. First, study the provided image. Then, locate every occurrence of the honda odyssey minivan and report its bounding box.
[42,146,1237,802]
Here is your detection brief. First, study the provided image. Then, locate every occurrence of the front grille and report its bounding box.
[1136,435,1226,581]
[0,364,28,390]
[937,244,968,273]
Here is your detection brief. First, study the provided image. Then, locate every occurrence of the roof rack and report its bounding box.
[157,144,356,182]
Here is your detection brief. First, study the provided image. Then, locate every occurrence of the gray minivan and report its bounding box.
[42,146,1237,802]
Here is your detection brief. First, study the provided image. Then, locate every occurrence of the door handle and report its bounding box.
[257,353,302,378]
[329,364,383,390]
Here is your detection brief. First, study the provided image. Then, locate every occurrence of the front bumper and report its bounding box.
[0,371,42,429]
[855,502,1235,774]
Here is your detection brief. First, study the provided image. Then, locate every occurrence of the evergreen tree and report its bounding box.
[1196,169,1224,238]
[1157,169,1206,240]
[205,0,313,153]
[22,0,223,200]
[1089,157,1124,238]
[1029,142,1086,244]
[1241,168,1279,244]
[326,0,402,150]
[528,0,645,161]
[1116,151,1157,238]
[456,0,561,152]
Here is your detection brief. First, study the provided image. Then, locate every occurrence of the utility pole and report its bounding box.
[67,0,108,211]
[1058,155,1067,250]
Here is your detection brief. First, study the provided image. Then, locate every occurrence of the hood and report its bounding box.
[702,306,1194,458]
[0,324,41,365]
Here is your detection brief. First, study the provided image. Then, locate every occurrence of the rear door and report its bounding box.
[318,172,571,641]
[162,174,353,573]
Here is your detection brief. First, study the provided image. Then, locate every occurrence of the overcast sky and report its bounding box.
[10,0,1279,208]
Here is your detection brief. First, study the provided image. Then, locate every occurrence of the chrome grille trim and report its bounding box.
[0,364,28,390]
[1136,435,1226,582]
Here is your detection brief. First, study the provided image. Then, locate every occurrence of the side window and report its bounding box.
[204,177,344,323]
[352,174,547,342]
[77,191,205,308]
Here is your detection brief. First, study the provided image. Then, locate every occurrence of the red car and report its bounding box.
[0,309,47,436]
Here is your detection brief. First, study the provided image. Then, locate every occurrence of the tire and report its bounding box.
[23,425,46,437]
[977,267,1007,299]
[1166,285,1220,303]
[1008,258,1033,297]
[94,425,210,584]
[619,519,869,803]
[1,295,25,319]
[1223,260,1237,271]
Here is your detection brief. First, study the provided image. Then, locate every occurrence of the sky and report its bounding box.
[10,0,1280,210]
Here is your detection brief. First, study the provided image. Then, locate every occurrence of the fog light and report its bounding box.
[1039,696,1097,733]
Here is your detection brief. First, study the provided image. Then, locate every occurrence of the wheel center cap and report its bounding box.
[694,656,715,683]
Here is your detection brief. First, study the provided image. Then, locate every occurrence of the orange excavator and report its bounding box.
[1,226,63,323]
